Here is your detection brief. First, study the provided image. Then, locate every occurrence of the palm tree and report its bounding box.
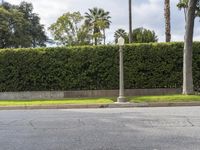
[164,0,171,42]
[129,0,133,43]
[114,29,128,44]
[97,20,110,45]
[85,7,111,45]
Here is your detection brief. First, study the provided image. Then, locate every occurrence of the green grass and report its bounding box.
[0,98,114,106]
[130,95,200,103]
[2,95,200,106]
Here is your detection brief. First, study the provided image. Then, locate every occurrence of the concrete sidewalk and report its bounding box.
[1,102,200,110]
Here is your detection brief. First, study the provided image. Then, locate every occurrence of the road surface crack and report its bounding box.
[185,117,195,127]
[29,120,36,129]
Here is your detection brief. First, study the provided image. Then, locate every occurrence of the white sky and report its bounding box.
[5,0,200,43]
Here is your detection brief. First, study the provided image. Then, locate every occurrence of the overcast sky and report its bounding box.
[5,0,200,43]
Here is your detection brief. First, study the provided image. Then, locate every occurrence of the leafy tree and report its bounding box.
[18,1,47,47]
[177,0,200,21]
[114,29,129,44]
[182,0,199,94]
[77,24,92,45]
[114,27,158,44]
[164,0,171,42]
[177,0,200,94]
[85,7,111,45]
[0,7,12,48]
[177,0,188,21]
[49,12,91,46]
[0,1,47,48]
[132,27,158,43]
[0,5,27,48]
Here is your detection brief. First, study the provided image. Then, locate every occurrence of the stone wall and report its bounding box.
[0,88,182,100]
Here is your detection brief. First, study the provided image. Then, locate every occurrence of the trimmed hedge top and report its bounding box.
[0,42,200,92]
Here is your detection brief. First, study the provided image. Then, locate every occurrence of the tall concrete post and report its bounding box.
[117,37,127,103]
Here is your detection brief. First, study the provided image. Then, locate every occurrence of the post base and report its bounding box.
[117,96,127,103]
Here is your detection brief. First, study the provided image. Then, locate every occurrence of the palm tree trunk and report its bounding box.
[94,26,98,45]
[183,0,197,95]
[129,0,133,43]
[94,37,97,45]
[164,0,171,42]
[103,29,106,45]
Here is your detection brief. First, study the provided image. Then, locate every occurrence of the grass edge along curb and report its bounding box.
[130,94,200,103]
[1,95,200,107]
[0,98,114,106]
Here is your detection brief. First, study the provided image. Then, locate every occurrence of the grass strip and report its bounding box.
[130,95,200,103]
[0,98,114,106]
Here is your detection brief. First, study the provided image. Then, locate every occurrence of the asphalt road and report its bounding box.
[0,107,200,150]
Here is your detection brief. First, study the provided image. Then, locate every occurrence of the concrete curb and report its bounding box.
[1,102,200,110]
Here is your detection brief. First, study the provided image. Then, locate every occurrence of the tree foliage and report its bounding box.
[132,28,158,43]
[177,0,200,21]
[49,12,91,46]
[114,29,129,44]
[114,27,158,43]
[49,8,111,46]
[85,7,111,45]
[0,2,47,48]
[0,6,25,48]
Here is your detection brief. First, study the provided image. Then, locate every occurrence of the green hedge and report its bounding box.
[0,42,200,92]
